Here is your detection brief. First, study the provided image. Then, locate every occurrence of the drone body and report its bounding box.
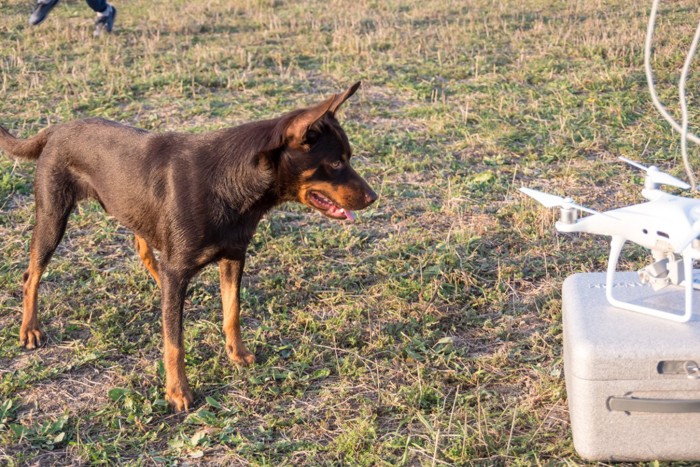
[556,190,700,254]
[521,158,700,322]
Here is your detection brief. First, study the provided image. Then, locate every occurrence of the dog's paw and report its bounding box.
[166,386,194,412]
[227,344,255,366]
[19,326,44,350]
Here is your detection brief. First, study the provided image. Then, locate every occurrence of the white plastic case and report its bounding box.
[563,272,700,461]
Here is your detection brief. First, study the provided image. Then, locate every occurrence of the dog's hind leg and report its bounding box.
[20,170,75,349]
[219,257,255,366]
[134,235,160,287]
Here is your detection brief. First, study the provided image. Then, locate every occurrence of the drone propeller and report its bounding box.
[618,156,690,190]
[519,187,601,216]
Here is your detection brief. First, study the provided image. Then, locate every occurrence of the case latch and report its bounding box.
[685,361,700,379]
[656,360,700,378]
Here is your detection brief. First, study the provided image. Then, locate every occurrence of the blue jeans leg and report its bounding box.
[85,0,107,13]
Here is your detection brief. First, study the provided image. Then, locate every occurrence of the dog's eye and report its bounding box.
[330,160,344,170]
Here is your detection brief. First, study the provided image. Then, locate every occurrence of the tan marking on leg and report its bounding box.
[20,252,45,349]
[164,340,193,411]
[220,259,254,366]
[160,270,193,412]
[135,235,160,287]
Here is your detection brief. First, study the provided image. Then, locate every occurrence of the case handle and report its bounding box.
[608,396,700,413]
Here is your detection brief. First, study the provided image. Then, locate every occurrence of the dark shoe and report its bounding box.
[29,0,60,26]
[94,5,116,36]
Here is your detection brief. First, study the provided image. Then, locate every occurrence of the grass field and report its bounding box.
[1,0,699,464]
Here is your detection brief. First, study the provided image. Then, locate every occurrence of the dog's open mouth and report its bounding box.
[308,191,356,221]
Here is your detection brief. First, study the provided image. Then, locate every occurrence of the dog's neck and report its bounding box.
[207,117,296,221]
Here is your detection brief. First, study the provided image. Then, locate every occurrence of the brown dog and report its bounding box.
[0,82,376,411]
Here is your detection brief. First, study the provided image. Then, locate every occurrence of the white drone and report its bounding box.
[521,158,700,322]
[520,0,700,322]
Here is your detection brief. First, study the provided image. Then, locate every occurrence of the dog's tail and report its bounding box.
[0,125,51,161]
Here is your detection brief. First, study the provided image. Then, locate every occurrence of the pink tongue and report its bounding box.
[326,203,357,222]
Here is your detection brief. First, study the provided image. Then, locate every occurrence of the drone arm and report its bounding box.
[555,212,610,235]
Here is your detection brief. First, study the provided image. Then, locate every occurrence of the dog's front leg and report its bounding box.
[160,267,194,411]
[219,257,255,366]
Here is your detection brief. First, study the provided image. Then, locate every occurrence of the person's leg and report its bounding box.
[29,0,60,26]
[86,0,117,35]
[85,0,106,12]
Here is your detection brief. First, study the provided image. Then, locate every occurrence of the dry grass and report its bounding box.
[1,0,699,464]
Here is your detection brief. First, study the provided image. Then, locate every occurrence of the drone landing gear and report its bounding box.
[606,236,696,322]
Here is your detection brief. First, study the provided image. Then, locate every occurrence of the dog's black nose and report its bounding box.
[365,189,378,206]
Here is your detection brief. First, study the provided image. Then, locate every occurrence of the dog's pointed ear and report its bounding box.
[328,81,361,114]
[284,95,335,145]
[283,82,361,146]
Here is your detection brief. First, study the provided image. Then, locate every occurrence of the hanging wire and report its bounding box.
[678,12,700,191]
[644,0,700,190]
